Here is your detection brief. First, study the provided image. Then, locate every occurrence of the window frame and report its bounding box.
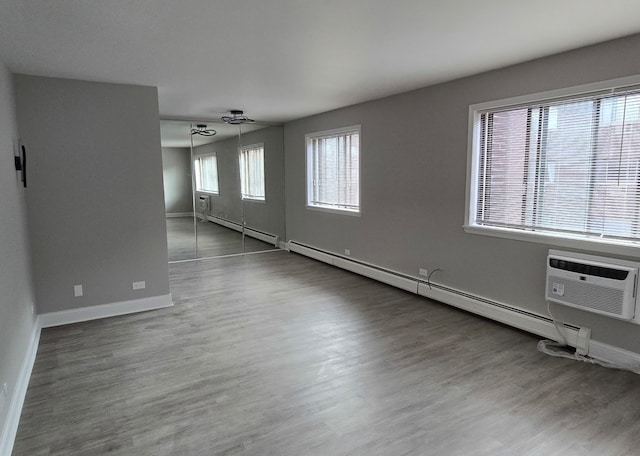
[193,153,219,195]
[465,75,640,257]
[239,142,266,202]
[305,125,361,216]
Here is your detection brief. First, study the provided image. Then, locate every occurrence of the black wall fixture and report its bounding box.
[14,142,26,187]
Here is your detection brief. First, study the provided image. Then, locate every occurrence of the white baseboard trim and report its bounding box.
[39,294,173,328]
[287,240,640,369]
[0,318,40,456]
[165,212,193,218]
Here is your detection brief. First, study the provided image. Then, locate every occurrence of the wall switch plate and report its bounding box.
[73,284,83,297]
[344,249,351,256]
[132,281,146,290]
[419,268,429,277]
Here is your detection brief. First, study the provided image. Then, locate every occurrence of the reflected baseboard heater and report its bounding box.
[546,249,640,324]
[206,215,279,247]
[287,241,581,345]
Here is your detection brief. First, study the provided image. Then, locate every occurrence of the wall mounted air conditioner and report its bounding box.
[546,250,639,323]
[198,195,210,212]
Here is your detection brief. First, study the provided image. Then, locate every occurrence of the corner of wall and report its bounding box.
[0,61,39,456]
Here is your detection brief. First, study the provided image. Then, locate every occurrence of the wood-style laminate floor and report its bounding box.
[13,251,640,455]
[166,216,277,262]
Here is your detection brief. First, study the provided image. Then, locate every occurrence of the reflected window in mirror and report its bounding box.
[240,143,265,201]
[194,154,219,194]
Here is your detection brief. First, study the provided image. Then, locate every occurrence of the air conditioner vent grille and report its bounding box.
[549,258,629,280]
[547,275,625,316]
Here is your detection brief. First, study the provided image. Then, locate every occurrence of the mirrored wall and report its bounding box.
[160,119,285,262]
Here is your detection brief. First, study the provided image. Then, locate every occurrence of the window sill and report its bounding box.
[242,197,266,203]
[196,190,219,196]
[306,205,361,217]
[463,224,640,258]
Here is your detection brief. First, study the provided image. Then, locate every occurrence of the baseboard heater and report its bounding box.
[287,240,581,346]
[206,215,279,247]
[165,212,194,218]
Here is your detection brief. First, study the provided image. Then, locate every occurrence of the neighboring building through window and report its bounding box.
[306,125,360,214]
[194,154,219,194]
[239,143,265,201]
[466,77,640,250]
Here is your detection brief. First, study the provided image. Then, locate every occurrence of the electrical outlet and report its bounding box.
[132,281,146,290]
[344,249,351,256]
[419,268,428,277]
[73,284,83,297]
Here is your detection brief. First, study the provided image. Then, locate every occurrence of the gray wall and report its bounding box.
[284,33,640,353]
[194,126,285,240]
[0,61,36,436]
[14,75,170,313]
[162,147,193,215]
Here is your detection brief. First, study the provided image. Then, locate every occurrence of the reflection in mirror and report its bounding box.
[160,119,285,262]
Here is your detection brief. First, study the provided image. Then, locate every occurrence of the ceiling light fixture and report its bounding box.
[221,110,255,125]
[191,124,217,136]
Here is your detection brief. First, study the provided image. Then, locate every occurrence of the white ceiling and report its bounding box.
[1,1,639,124]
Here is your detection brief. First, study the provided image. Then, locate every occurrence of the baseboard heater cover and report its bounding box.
[333,257,418,293]
[288,240,580,345]
[417,282,580,345]
[207,215,279,246]
[206,214,242,231]
[288,240,334,265]
[245,227,279,247]
[165,212,194,218]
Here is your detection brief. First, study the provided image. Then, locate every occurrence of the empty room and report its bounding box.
[2,1,640,455]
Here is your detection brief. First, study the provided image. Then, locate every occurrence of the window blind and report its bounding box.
[476,90,640,242]
[239,145,265,200]
[308,129,360,212]
[195,155,219,194]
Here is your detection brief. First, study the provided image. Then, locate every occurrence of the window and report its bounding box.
[239,143,265,201]
[306,126,360,214]
[467,78,640,250]
[194,154,219,194]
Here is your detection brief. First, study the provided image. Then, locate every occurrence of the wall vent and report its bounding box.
[546,250,639,322]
